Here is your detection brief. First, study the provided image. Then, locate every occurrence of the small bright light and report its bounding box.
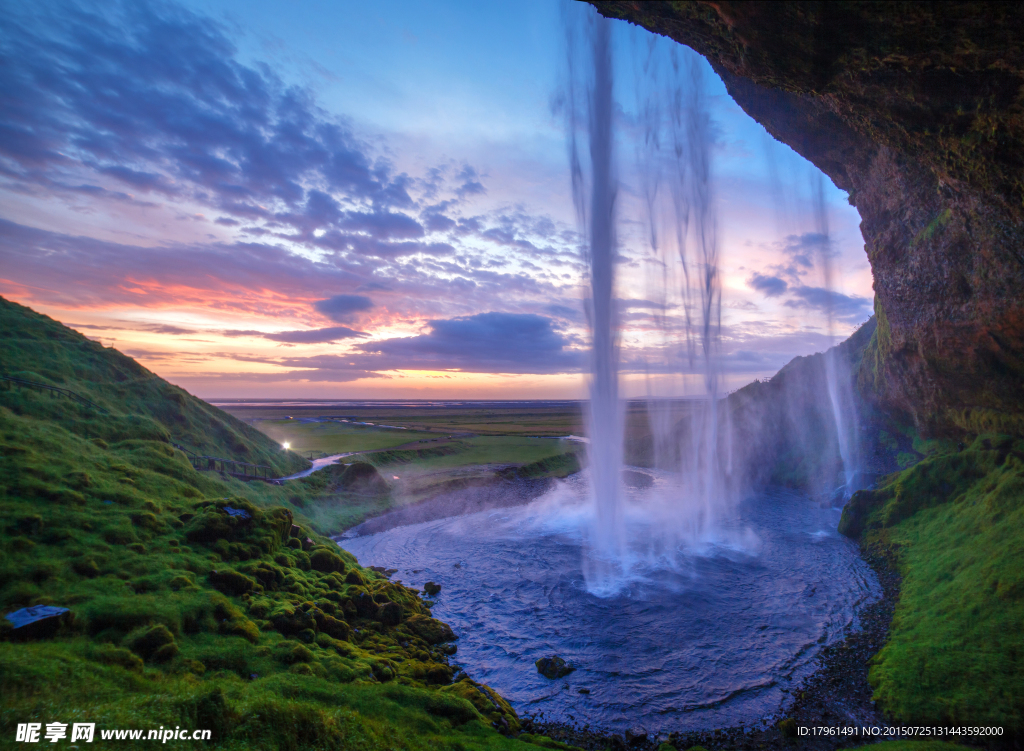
[282,442,291,450]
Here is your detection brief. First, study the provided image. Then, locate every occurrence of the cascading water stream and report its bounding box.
[811,174,861,498]
[567,15,625,593]
[568,14,734,594]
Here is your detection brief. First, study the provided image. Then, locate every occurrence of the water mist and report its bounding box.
[566,15,740,595]
[632,41,731,540]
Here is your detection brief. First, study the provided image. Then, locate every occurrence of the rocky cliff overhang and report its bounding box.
[589,1,1024,436]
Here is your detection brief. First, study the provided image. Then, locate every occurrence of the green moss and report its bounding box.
[910,208,952,247]
[840,435,1024,731]
[495,452,581,480]
[0,296,537,751]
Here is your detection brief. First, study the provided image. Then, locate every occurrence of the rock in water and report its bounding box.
[423,581,441,596]
[625,726,648,746]
[535,655,574,679]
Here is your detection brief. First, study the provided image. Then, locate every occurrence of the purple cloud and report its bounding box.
[223,326,366,343]
[748,273,788,297]
[313,294,374,323]
[355,312,582,373]
[784,286,871,322]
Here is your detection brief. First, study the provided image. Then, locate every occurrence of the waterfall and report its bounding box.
[566,12,734,595]
[566,12,624,592]
[812,174,861,498]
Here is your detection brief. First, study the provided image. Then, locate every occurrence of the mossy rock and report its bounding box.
[208,569,258,596]
[350,590,379,619]
[126,623,178,662]
[422,690,480,726]
[423,581,441,596]
[274,640,314,664]
[72,558,101,578]
[315,611,352,641]
[838,488,886,538]
[239,561,286,590]
[338,462,389,495]
[309,548,346,574]
[91,644,143,672]
[269,603,316,636]
[377,601,403,627]
[404,614,456,644]
[439,679,520,734]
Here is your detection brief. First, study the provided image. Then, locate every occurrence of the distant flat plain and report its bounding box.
[214,401,698,516]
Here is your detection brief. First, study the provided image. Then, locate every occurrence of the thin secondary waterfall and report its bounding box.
[812,174,861,497]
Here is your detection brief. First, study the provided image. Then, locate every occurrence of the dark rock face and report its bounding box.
[590,1,1024,436]
[535,655,575,679]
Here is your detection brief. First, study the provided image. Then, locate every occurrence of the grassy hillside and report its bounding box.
[839,435,1024,734]
[0,297,546,750]
[0,297,308,477]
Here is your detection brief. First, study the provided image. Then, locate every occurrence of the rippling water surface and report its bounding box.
[341,473,878,733]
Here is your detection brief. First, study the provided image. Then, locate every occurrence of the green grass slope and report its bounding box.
[0,298,543,750]
[0,297,307,477]
[840,435,1024,735]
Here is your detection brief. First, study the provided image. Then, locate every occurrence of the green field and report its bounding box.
[212,407,586,532]
[219,402,586,437]
[251,418,438,457]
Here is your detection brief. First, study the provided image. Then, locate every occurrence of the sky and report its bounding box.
[0,0,874,399]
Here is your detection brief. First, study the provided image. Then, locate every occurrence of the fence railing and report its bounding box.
[2,372,277,481]
[1,374,108,412]
[171,442,274,480]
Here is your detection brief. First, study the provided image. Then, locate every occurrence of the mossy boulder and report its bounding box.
[404,614,456,644]
[440,679,520,734]
[184,501,292,552]
[274,640,314,664]
[208,569,258,596]
[126,624,178,662]
[377,601,403,627]
[338,462,389,495]
[349,589,380,619]
[268,603,316,636]
[91,644,143,672]
[422,690,480,725]
[313,610,352,641]
[309,548,346,574]
[778,718,798,738]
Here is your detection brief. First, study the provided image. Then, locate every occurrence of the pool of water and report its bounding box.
[340,473,878,734]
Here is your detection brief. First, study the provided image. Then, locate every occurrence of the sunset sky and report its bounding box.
[0,0,874,399]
